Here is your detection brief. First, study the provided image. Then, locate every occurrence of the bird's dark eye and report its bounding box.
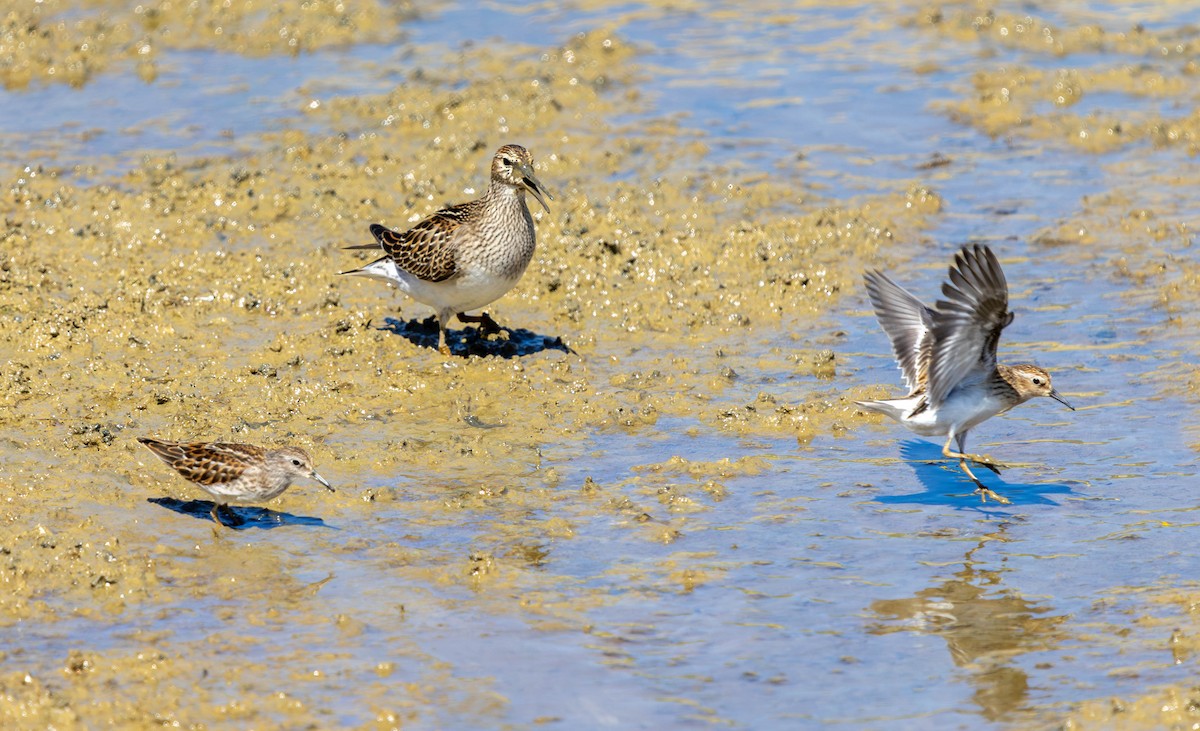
[1032,377,1042,385]
[292,459,302,466]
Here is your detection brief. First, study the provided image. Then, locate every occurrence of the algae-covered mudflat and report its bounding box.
[1,1,1199,728]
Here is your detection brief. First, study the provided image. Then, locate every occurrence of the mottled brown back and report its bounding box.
[369,201,477,283]
[138,437,263,486]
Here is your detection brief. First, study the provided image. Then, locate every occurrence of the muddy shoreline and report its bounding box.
[2,2,1199,728]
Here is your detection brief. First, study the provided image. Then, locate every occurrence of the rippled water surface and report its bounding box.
[3,1,1199,729]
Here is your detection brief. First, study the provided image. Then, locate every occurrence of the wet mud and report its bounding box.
[1,0,1199,728]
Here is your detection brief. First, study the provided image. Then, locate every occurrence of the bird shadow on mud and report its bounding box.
[872,440,1074,509]
[379,316,575,358]
[147,497,331,530]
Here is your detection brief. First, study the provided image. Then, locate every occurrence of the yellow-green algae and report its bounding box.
[1057,581,1200,730]
[0,0,413,88]
[915,2,1200,153]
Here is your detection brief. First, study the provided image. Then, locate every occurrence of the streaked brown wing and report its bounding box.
[370,203,474,283]
[140,438,260,486]
[927,244,1014,407]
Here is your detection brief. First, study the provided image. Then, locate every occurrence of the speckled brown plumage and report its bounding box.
[341,144,553,355]
[138,437,333,526]
[139,438,266,486]
[368,213,466,283]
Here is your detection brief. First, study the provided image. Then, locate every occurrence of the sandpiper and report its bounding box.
[341,144,553,356]
[138,437,333,526]
[857,244,1074,503]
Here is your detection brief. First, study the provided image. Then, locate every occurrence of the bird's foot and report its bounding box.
[457,311,502,335]
[974,485,1011,505]
[210,504,241,528]
[955,459,1010,505]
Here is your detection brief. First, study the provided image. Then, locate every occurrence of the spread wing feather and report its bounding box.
[863,270,934,394]
[927,244,1013,407]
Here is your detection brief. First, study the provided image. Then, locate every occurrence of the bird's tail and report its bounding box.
[339,256,402,282]
[854,399,909,423]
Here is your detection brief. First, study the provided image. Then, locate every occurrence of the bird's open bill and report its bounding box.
[519,163,553,213]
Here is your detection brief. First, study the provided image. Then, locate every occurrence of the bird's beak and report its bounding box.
[311,471,335,492]
[518,162,552,214]
[1049,389,1075,410]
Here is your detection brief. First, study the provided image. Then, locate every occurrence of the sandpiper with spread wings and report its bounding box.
[341,144,552,356]
[857,244,1074,503]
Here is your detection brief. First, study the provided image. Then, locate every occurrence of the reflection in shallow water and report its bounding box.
[869,527,1068,722]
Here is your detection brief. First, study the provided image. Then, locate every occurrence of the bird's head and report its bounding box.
[271,447,334,492]
[1009,364,1074,409]
[491,144,552,213]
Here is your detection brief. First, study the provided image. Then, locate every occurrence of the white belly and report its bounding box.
[860,388,1011,438]
[906,390,1010,436]
[350,257,523,314]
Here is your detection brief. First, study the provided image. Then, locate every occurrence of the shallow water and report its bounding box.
[2,1,1199,729]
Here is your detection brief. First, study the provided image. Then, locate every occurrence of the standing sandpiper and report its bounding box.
[857,244,1074,503]
[138,437,333,527]
[341,144,553,356]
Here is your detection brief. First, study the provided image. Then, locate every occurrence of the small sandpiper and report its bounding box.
[341,144,553,356]
[138,437,333,526]
[857,244,1074,503]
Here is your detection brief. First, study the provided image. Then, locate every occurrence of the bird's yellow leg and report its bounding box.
[210,504,232,527]
[942,438,1006,474]
[436,311,454,356]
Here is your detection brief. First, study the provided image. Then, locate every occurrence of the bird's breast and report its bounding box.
[463,202,537,280]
